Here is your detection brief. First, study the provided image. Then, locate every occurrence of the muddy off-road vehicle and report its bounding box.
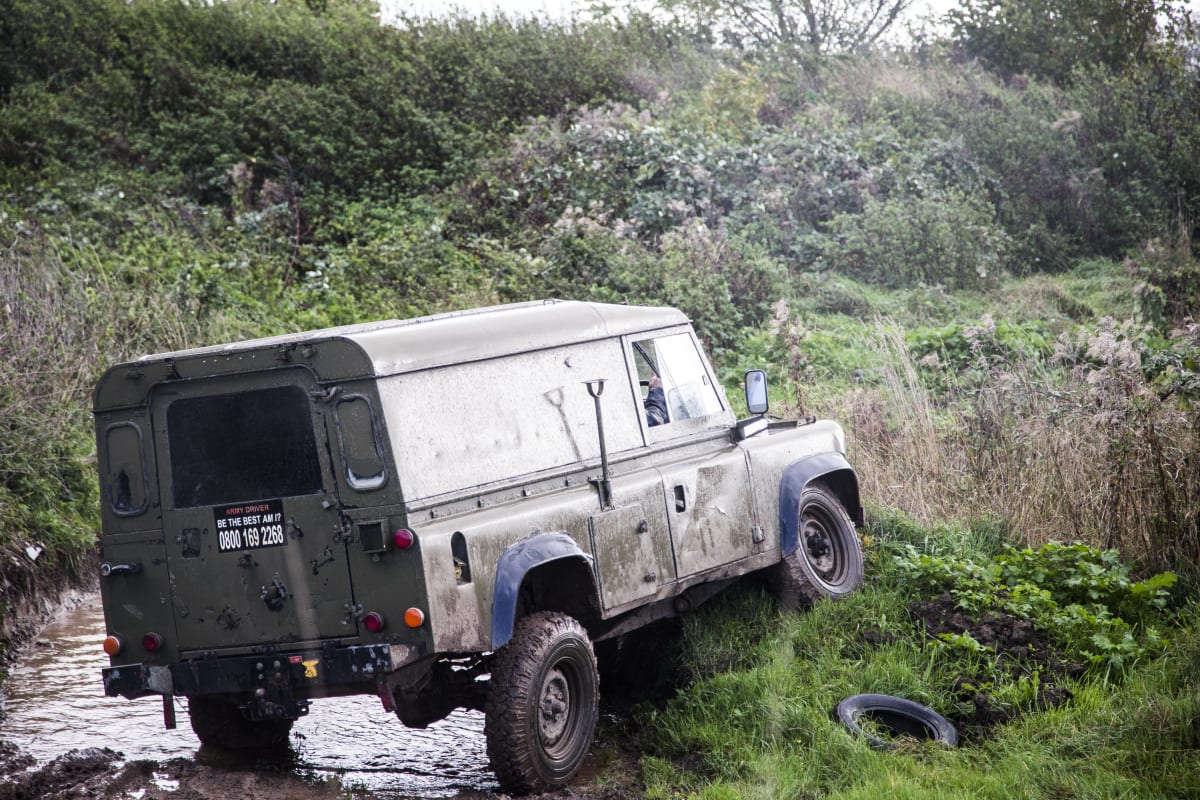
[95,299,864,793]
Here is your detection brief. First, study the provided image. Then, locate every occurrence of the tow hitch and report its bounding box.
[247,658,310,721]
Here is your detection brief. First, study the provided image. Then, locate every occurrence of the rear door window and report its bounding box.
[167,385,323,508]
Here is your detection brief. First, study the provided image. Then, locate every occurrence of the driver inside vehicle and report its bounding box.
[644,375,668,426]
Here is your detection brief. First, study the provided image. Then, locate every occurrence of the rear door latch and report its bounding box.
[260,576,288,611]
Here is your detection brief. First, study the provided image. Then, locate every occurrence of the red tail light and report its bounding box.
[393,528,415,549]
[142,632,163,652]
[363,612,386,632]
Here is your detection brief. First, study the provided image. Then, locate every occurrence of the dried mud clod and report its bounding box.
[0,745,122,800]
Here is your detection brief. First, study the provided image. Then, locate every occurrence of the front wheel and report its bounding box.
[485,611,599,794]
[770,485,864,609]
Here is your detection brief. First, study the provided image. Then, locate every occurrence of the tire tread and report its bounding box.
[485,611,598,794]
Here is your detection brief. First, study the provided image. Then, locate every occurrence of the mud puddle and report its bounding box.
[0,595,497,798]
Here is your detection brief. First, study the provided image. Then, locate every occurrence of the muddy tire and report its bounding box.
[187,696,293,751]
[836,693,959,748]
[770,485,863,609]
[485,611,599,795]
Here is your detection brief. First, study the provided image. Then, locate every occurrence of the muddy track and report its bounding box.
[0,741,638,800]
[0,594,652,800]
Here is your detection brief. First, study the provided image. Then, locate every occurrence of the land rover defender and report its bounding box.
[95,299,864,793]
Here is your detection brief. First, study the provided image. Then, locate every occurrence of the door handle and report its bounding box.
[674,484,687,512]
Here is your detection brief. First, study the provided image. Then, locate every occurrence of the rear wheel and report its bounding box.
[485,611,599,794]
[770,485,863,609]
[187,696,293,751]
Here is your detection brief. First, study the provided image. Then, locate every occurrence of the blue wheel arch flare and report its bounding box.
[490,531,595,649]
[778,453,863,557]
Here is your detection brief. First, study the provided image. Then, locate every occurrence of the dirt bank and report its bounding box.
[0,545,97,672]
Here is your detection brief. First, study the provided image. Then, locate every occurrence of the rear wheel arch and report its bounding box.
[516,557,601,630]
[491,532,600,649]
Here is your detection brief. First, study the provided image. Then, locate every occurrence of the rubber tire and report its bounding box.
[836,693,959,749]
[770,485,864,609]
[485,611,600,795]
[187,696,294,751]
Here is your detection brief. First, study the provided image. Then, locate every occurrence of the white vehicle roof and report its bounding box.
[137,299,689,377]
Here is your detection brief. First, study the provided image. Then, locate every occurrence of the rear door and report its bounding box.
[151,368,357,653]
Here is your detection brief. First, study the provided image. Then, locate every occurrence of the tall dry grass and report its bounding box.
[0,221,200,559]
[837,320,1200,576]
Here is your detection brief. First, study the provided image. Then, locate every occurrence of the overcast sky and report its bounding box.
[386,0,1200,30]
[388,0,959,26]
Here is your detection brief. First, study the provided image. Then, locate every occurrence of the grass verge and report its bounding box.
[626,514,1197,800]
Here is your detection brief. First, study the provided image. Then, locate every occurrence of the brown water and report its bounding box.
[0,596,498,798]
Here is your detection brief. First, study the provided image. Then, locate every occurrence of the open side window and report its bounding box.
[630,332,725,435]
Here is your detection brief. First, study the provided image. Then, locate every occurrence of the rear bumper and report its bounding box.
[102,643,394,700]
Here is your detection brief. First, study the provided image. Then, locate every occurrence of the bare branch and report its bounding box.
[672,0,916,53]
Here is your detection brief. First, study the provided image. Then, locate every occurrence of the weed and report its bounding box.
[893,540,1174,679]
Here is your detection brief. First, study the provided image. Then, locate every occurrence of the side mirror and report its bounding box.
[744,369,769,416]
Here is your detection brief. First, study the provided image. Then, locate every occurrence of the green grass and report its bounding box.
[629,518,1197,800]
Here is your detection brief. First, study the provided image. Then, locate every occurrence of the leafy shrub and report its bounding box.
[792,271,874,317]
[812,190,1011,289]
[519,214,785,352]
[907,316,1053,373]
[0,0,694,203]
[948,0,1175,85]
[893,541,1176,677]
[1131,227,1200,328]
[0,201,199,569]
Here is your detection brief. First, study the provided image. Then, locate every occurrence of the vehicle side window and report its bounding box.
[334,395,388,491]
[104,422,149,516]
[631,333,724,425]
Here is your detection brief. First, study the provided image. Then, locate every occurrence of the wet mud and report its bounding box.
[906,593,1081,738]
[0,596,644,800]
[0,742,637,800]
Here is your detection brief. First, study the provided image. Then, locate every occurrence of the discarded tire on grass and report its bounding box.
[836,693,959,749]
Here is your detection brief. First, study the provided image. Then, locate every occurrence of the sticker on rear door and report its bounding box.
[214,499,286,553]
